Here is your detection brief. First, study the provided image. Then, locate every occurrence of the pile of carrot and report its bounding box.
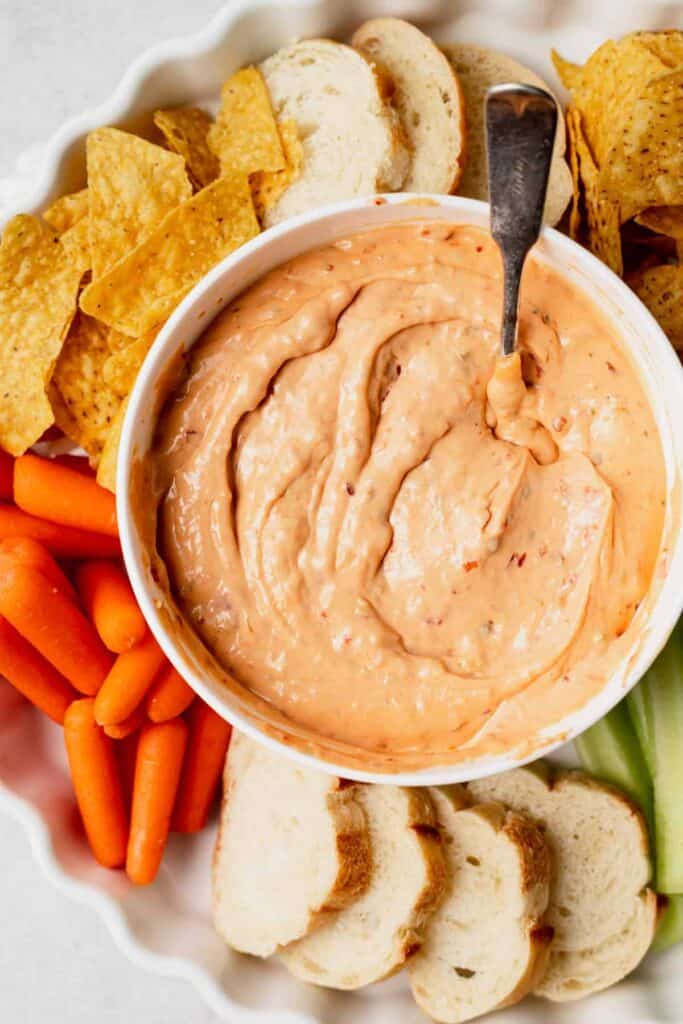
[0,451,232,883]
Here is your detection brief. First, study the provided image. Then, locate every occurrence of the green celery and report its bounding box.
[653,895,683,953]
[575,699,653,832]
[627,620,683,894]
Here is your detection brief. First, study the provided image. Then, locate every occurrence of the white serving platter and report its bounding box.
[2,1,683,1021]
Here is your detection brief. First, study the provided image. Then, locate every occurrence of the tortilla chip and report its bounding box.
[97,396,128,493]
[44,188,89,233]
[0,216,87,455]
[87,127,192,278]
[154,107,219,190]
[59,215,91,274]
[565,106,583,241]
[629,263,683,350]
[80,174,260,337]
[553,37,667,169]
[208,66,285,176]
[602,69,683,222]
[551,50,583,95]
[636,30,683,69]
[50,312,121,461]
[635,206,683,240]
[251,120,303,223]
[571,111,623,276]
[103,329,158,398]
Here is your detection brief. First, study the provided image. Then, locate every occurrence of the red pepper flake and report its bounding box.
[425,616,443,626]
[345,482,355,496]
[606,361,616,373]
[517,552,527,567]
[475,245,483,253]
[463,560,479,572]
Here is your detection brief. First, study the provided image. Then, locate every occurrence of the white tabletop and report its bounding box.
[0,6,227,1020]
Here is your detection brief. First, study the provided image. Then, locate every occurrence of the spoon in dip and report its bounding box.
[485,83,560,465]
[486,82,558,356]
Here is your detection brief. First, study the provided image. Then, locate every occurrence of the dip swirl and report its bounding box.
[149,223,665,762]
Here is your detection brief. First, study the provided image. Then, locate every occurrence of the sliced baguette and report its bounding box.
[468,765,657,1001]
[409,786,553,1023]
[441,43,572,225]
[212,732,370,957]
[352,17,465,193]
[280,784,446,989]
[259,39,410,227]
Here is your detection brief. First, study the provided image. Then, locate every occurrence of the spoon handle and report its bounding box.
[486,83,558,356]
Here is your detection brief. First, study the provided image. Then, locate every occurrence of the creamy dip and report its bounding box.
[148,223,666,763]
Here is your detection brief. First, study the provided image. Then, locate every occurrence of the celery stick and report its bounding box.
[653,894,683,953]
[626,678,655,776]
[575,700,653,831]
[627,621,683,894]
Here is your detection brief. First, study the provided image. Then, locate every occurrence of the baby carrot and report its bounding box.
[94,633,166,726]
[127,719,188,885]
[173,702,232,833]
[0,616,77,724]
[0,450,14,500]
[64,699,128,868]
[146,664,195,722]
[103,704,147,740]
[0,505,120,558]
[14,453,118,537]
[0,561,113,694]
[117,732,139,813]
[75,560,147,653]
[0,536,78,603]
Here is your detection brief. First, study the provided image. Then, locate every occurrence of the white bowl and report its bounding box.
[118,193,683,785]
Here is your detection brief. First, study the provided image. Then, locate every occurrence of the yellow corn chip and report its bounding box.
[635,206,683,239]
[565,106,583,242]
[602,69,683,222]
[208,67,285,176]
[80,174,260,337]
[629,263,683,350]
[553,37,667,168]
[572,111,623,276]
[60,215,91,274]
[0,216,87,454]
[50,312,121,461]
[103,328,159,397]
[251,120,303,223]
[636,29,683,69]
[87,127,192,278]
[154,107,219,189]
[97,396,128,493]
[44,188,89,233]
[551,50,583,95]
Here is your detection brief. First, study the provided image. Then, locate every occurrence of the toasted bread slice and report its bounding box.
[212,732,370,957]
[441,43,572,225]
[280,784,446,989]
[352,17,465,193]
[259,39,410,226]
[468,765,657,1001]
[409,786,552,1023]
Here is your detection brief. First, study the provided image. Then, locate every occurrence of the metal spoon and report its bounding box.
[485,83,558,356]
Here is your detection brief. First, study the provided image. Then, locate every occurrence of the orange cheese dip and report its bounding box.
[148,223,666,763]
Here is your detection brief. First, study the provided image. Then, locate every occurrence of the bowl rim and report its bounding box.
[118,191,683,785]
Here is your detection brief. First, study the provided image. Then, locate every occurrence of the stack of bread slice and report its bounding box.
[213,737,657,1022]
[258,18,572,229]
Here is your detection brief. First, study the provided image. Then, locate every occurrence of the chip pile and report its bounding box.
[555,31,683,352]
[0,66,303,490]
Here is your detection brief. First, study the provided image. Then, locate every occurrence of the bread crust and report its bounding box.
[353,17,466,193]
